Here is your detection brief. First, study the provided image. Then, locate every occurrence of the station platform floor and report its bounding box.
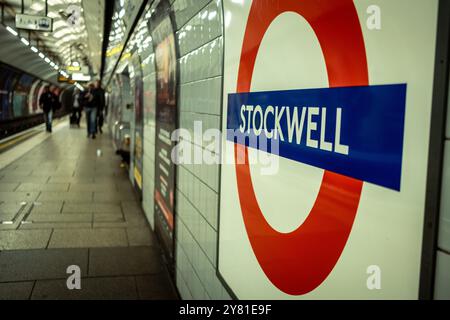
[0,120,178,300]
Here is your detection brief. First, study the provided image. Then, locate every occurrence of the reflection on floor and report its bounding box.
[0,123,178,300]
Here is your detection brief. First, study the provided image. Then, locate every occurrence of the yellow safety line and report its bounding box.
[0,130,40,151]
[0,116,68,152]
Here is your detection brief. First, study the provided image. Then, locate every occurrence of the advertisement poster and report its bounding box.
[132,53,144,191]
[0,62,45,121]
[150,0,178,262]
[218,0,439,299]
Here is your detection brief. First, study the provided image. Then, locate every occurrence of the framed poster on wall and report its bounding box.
[150,0,178,266]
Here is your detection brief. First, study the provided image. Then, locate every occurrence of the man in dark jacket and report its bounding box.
[84,83,98,139]
[94,80,106,134]
[39,85,56,133]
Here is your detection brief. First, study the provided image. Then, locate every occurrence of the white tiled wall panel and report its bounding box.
[434,250,450,299]
[172,0,212,30]
[439,141,450,252]
[173,0,230,300]
[176,217,230,300]
[180,76,222,115]
[177,0,223,57]
[179,38,223,84]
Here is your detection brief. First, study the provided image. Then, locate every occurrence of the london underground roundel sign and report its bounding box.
[233,0,368,296]
[220,0,438,299]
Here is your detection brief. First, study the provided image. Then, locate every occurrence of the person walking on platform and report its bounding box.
[71,89,82,127]
[94,80,106,134]
[84,83,98,139]
[39,85,56,133]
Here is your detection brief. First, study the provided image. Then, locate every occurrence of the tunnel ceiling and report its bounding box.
[1,0,105,77]
[0,25,63,86]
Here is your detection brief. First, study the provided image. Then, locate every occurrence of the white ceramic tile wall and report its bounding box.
[177,1,223,57]
[434,250,450,299]
[172,0,212,30]
[173,0,231,300]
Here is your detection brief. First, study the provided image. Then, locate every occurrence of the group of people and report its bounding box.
[39,80,106,139]
[71,80,106,139]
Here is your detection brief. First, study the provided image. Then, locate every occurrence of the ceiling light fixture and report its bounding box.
[6,26,18,36]
[20,37,30,46]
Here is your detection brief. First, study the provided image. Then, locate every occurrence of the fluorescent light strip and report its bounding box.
[44,57,51,63]
[39,52,45,59]
[6,26,18,36]
[31,46,38,53]
[20,37,30,46]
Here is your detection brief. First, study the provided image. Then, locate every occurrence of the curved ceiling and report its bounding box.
[0,25,61,85]
[0,0,104,78]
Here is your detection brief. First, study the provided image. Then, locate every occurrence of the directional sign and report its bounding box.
[16,14,53,32]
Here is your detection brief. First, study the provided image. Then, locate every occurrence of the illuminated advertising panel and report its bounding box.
[151,0,178,263]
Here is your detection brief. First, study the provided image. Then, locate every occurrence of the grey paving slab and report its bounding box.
[93,217,147,228]
[62,203,122,214]
[27,213,92,223]
[0,211,17,221]
[123,213,149,225]
[30,202,64,214]
[31,276,138,300]
[88,247,163,277]
[0,202,25,214]
[121,201,145,215]
[95,177,129,184]
[0,176,50,183]
[48,228,128,249]
[0,183,19,191]
[68,183,116,192]
[0,230,52,250]
[20,222,93,230]
[38,192,93,202]
[136,274,179,300]
[0,282,34,300]
[16,183,70,192]
[94,213,124,222]
[127,227,156,247]
[30,170,74,177]
[48,176,94,183]
[0,249,88,282]
[0,192,40,202]
[1,170,33,177]
[94,192,136,202]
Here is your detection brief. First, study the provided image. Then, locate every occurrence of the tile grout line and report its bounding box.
[45,229,55,249]
[124,227,131,247]
[60,200,66,214]
[133,276,140,300]
[87,248,90,277]
[28,280,37,301]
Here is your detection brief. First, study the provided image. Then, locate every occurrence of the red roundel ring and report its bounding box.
[234,0,369,295]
